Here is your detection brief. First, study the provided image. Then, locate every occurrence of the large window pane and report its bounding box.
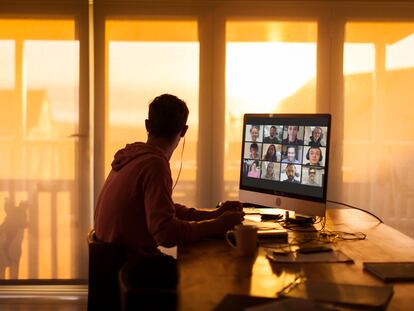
[343,22,414,237]
[106,20,199,207]
[225,21,317,198]
[0,19,81,279]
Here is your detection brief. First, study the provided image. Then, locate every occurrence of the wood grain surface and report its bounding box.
[178,208,414,310]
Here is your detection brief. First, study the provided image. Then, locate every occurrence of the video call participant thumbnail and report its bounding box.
[281,145,301,164]
[248,143,260,160]
[303,167,322,186]
[307,126,324,147]
[282,125,304,145]
[247,125,261,142]
[247,160,261,178]
[262,144,278,162]
[263,125,281,144]
[261,161,280,181]
[304,146,324,167]
[281,163,301,183]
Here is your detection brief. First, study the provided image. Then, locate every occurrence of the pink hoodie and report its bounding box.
[94,142,204,255]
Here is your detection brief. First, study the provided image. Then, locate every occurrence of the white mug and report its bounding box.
[226,224,258,257]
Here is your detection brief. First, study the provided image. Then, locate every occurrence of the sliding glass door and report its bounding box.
[0,17,89,279]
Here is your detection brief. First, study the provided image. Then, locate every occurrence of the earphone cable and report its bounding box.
[172,136,185,191]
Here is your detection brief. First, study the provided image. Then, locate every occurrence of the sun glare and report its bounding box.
[226,42,316,117]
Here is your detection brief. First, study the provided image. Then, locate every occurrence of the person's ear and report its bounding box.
[180,125,188,137]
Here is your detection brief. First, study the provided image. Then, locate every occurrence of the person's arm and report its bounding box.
[175,201,243,221]
[175,203,217,221]
[143,159,243,247]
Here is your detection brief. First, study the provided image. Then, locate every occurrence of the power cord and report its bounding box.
[327,199,383,224]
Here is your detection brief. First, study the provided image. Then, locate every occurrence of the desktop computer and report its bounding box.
[239,113,331,220]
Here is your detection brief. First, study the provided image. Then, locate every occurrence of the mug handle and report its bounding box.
[226,230,237,248]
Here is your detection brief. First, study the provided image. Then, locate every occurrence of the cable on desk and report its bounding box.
[281,216,326,233]
[282,215,366,244]
[320,229,366,242]
[327,199,383,224]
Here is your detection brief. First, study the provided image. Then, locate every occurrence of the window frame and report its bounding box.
[0,0,90,280]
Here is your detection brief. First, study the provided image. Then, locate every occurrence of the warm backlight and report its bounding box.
[105,20,199,207]
[0,19,78,279]
[225,21,317,198]
[342,22,414,237]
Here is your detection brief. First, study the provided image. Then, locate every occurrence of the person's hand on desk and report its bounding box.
[199,210,244,238]
[214,211,245,237]
[215,201,243,215]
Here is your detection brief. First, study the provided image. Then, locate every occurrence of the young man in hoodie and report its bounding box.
[94,94,244,256]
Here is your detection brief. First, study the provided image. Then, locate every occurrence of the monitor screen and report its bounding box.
[239,114,331,217]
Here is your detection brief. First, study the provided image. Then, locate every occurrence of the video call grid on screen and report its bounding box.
[240,114,330,201]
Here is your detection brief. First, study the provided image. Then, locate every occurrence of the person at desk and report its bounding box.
[94,94,244,256]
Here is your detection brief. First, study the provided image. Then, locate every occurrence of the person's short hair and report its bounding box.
[270,126,276,130]
[250,143,259,151]
[250,125,260,132]
[286,163,296,171]
[312,127,323,139]
[287,145,296,153]
[148,94,189,140]
[306,146,323,161]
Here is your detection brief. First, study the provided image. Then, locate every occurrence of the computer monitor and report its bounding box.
[239,114,331,217]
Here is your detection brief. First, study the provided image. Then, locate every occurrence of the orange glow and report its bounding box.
[0,19,75,40]
[225,21,317,198]
[105,20,199,207]
[106,20,197,41]
[342,22,414,237]
[0,18,78,279]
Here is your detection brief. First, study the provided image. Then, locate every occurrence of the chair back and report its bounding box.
[87,229,127,311]
[119,254,178,311]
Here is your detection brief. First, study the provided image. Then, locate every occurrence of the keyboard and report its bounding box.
[243,207,261,215]
[243,207,285,215]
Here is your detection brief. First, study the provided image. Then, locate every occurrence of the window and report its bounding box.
[0,18,83,279]
[2,1,414,284]
[225,21,317,198]
[343,22,414,236]
[105,20,199,207]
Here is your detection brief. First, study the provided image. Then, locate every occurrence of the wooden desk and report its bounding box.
[178,208,414,310]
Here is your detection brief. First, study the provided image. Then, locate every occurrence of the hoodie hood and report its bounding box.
[111,142,166,171]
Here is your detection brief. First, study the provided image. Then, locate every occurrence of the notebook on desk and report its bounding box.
[363,262,414,282]
[282,280,394,309]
